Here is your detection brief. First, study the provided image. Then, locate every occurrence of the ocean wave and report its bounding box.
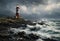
[9,19,60,41]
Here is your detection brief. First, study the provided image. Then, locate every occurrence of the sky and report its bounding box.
[0,0,60,20]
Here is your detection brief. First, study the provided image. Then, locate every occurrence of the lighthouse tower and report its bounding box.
[16,4,20,19]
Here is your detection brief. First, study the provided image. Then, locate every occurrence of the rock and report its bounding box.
[18,31,26,37]
[28,33,39,40]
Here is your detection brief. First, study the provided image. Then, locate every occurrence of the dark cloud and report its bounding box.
[0,0,45,16]
[0,0,60,20]
[0,0,44,5]
[17,0,44,5]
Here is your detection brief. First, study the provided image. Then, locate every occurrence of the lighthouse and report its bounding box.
[16,4,20,19]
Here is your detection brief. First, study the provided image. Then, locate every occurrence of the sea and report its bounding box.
[10,19,60,41]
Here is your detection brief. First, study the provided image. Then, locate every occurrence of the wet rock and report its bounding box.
[18,31,25,36]
[38,21,45,25]
[0,35,11,41]
[28,33,39,40]
[9,31,14,34]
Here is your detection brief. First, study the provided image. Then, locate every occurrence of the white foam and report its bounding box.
[10,19,60,40]
[27,25,35,28]
[36,39,44,41]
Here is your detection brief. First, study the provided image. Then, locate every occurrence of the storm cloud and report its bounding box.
[0,0,60,20]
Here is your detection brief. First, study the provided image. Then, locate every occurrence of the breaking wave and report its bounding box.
[10,19,60,41]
